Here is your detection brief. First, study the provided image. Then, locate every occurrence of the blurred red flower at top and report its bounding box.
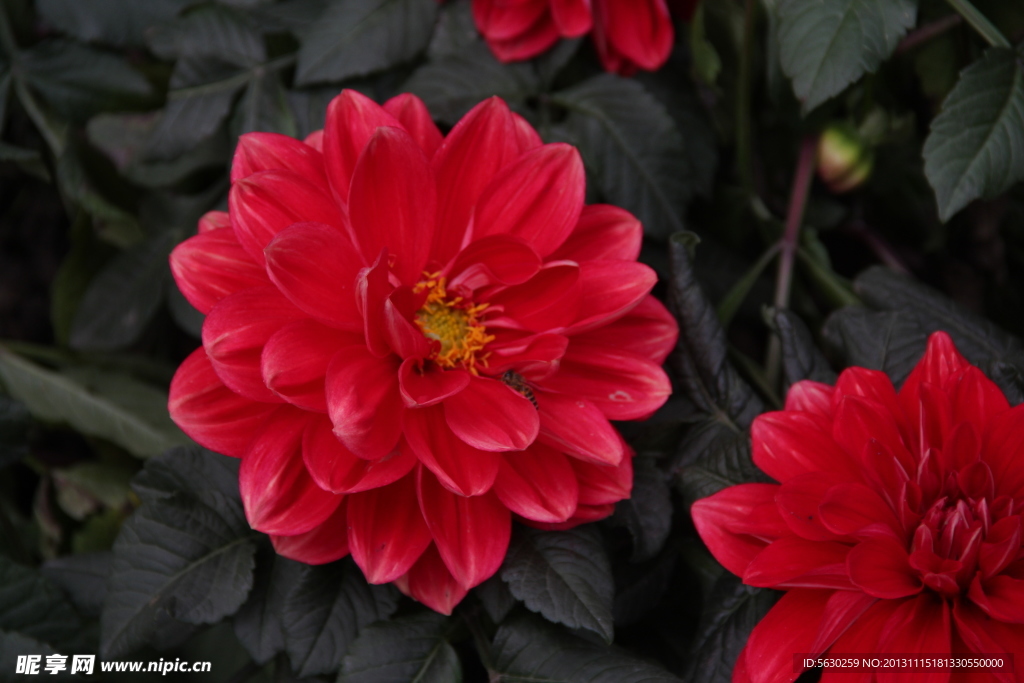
[693,332,1024,683]
[168,90,677,614]
[471,0,682,74]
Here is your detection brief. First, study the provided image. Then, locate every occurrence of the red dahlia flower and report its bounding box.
[692,332,1024,683]
[471,0,676,75]
[167,90,677,614]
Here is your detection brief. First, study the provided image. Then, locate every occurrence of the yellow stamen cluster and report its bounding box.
[414,274,494,373]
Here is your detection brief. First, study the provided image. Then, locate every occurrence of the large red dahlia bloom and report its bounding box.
[471,0,678,75]
[167,91,677,614]
[693,332,1024,682]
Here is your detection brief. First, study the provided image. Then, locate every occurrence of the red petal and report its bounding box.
[538,340,671,420]
[473,143,585,257]
[383,93,443,159]
[472,0,548,40]
[751,411,859,482]
[572,454,632,505]
[168,348,277,457]
[404,405,501,496]
[170,230,268,315]
[431,98,527,263]
[444,376,540,452]
[486,332,569,382]
[901,331,970,396]
[564,260,657,334]
[524,502,615,530]
[325,347,404,459]
[264,222,364,330]
[485,13,560,62]
[322,90,402,204]
[775,472,846,542]
[743,537,853,590]
[509,112,543,153]
[229,169,346,266]
[262,320,361,412]
[743,589,838,683]
[877,595,951,683]
[356,251,393,358]
[550,204,642,263]
[418,468,512,589]
[239,408,341,535]
[984,405,1024,499]
[395,544,468,615]
[551,0,593,36]
[494,443,579,523]
[951,365,1011,433]
[536,390,623,465]
[304,130,323,151]
[303,416,415,494]
[198,210,230,233]
[349,127,437,285]
[594,0,673,72]
[818,482,903,540]
[979,515,1021,579]
[570,295,677,365]
[398,360,471,407]
[448,235,542,290]
[822,599,902,683]
[271,502,350,565]
[202,287,303,402]
[808,590,879,656]
[832,395,910,466]
[690,483,787,578]
[969,575,1024,623]
[383,295,431,360]
[488,262,581,331]
[847,537,923,599]
[347,471,432,584]
[952,601,1022,683]
[231,132,328,187]
[784,380,834,417]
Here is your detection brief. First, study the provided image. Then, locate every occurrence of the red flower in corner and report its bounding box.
[168,91,677,614]
[692,332,1024,683]
[471,0,676,74]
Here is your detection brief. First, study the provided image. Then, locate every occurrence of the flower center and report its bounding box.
[413,274,494,373]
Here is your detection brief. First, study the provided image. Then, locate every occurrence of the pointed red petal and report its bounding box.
[832,395,912,467]
[447,235,542,290]
[231,132,328,187]
[484,13,560,62]
[564,261,657,334]
[551,204,642,263]
[404,405,502,496]
[271,501,350,565]
[239,408,341,535]
[198,210,230,233]
[983,405,1024,499]
[486,332,569,382]
[751,411,860,482]
[494,443,578,523]
[488,262,581,331]
[595,0,673,72]
[325,347,403,459]
[202,287,302,402]
[473,0,548,40]
[743,589,838,683]
[395,544,469,615]
[398,360,471,408]
[383,93,443,159]
[808,590,879,656]
[229,169,346,266]
[444,376,539,452]
[356,251,393,358]
[952,365,1011,434]
[877,595,951,683]
[263,222,364,330]
[743,537,854,590]
[168,348,277,457]
[322,90,402,204]
[262,321,360,412]
[536,390,623,465]
[818,482,903,540]
[952,601,1022,683]
[418,468,512,589]
[775,471,846,542]
[690,483,787,578]
[784,380,835,417]
[847,537,923,599]
[572,454,632,505]
[523,502,615,530]
[170,230,268,315]
[968,575,1024,624]
[349,127,436,285]
[551,0,592,36]
[303,416,415,494]
[570,295,677,365]
[347,471,432,584]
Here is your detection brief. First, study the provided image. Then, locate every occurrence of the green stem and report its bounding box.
[736,0,756,195]
[945,0,1011,48]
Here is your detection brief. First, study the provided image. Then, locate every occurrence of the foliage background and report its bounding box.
[0,0,1023,680]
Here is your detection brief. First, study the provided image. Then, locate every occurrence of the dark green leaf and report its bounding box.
[769,308,837,387]
[613,548,678,627]
[234,552,303,665]
[683,576,777,683]
[231,69,298,138]
[282,560,399,677]
[669,234,763,428]
[0,632,59,681]
[923,45,1024,221]
[167,284,205,338]
[124,130,231,189]
[0,66,11,126]
[340,612,462,683]
[56,148,144,249]
[554,76,689,238]
[427,0,480,60]
[491,614,682,683]
[41,552,112,618]
[0,350,190,458]
[251,0,330,34]
[0,556,85,651]
[16,40,153,120]
[69,232,175,351]
[0,395,30,469]
[0,142,48,180]
[777,0,916,112]
[404,42,539,124]
[500,525,614,643]
[296,0,439,85]
[475,574,517,625]
[35,0,190,46]
[100,492,257,658]
[674,420,762,506]
[50,218,112,346]
[131,445,241,505]
[610,458,672,563]
[147,5,265,65]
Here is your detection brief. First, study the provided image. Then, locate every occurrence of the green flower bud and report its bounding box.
[816,124,874,193]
